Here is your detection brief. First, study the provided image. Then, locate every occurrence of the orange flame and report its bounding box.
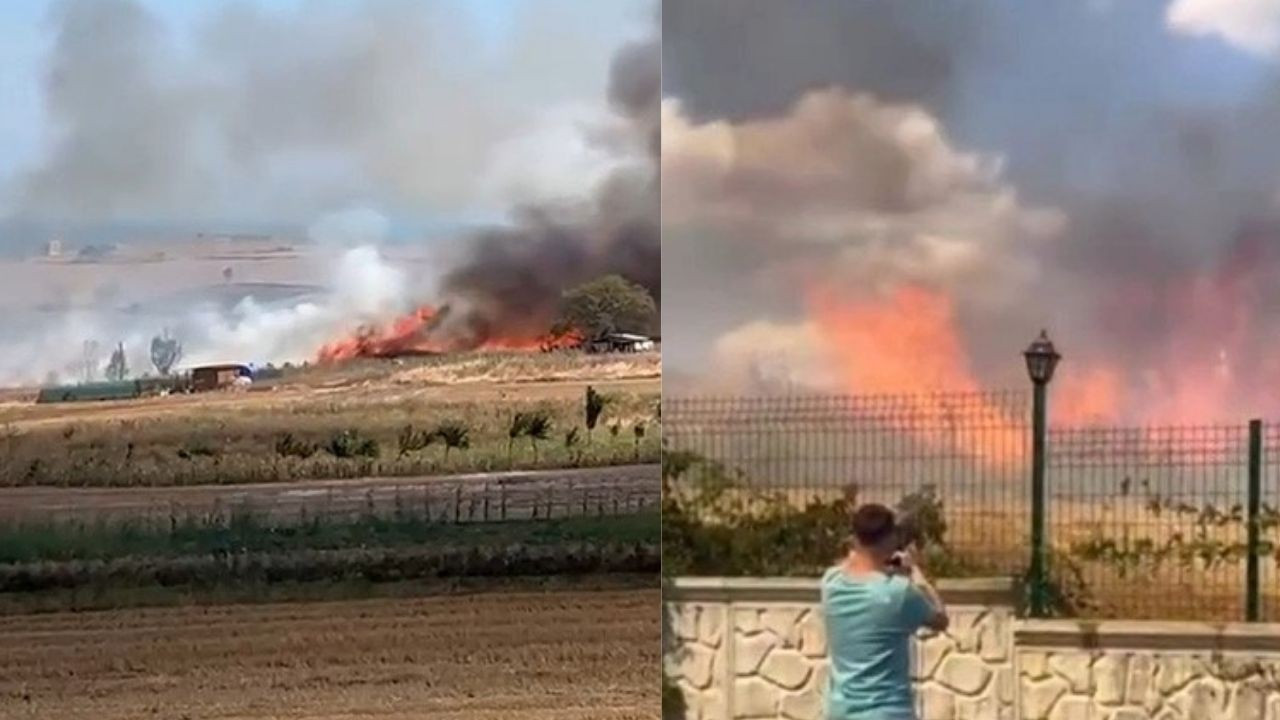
[809,286,1024,466]
[316,305,584,363]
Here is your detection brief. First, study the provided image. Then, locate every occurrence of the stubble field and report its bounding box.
[0,584,659,720]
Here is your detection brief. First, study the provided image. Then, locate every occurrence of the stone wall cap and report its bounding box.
[1016,619,1280,653]
[666,575,1016,606]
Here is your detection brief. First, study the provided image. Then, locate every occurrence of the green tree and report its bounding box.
[558,274,656,340]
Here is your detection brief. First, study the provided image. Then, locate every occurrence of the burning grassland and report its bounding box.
[315,304,586,364]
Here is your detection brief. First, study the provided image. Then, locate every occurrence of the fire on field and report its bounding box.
[314,273,658,364]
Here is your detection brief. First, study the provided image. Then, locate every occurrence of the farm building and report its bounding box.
[585,333,655,354]
[190,363,253,391]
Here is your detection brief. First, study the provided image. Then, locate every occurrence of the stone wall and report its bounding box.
[1015,621,1280,719]
[666,577,1280,720]
[665,577,1018,719]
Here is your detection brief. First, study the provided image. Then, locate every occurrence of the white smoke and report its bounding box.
[1,208,409,386]
[1167,0,1280,58]
[661,89,1064,383]
[186,244,408,367]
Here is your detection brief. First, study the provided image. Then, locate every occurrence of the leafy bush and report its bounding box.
[325,429,380,459]
[433,421,471,459]
[662,451,984,579]
[397,424,436,457]
[585,385,608,437]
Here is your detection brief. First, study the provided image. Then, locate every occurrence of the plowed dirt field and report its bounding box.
[0,587,658,719]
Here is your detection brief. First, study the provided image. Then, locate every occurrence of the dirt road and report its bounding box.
[0,586,659,719]
[0,464,659,523]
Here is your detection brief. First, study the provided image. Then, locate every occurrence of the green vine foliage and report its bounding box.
[661,450,982,579]
[1067,484,1280,576]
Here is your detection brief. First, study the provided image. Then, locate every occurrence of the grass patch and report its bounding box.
[0,573,659,615]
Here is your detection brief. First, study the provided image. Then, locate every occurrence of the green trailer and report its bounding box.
[36,380,143,404]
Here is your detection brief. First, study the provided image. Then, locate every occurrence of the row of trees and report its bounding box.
[73,331,183,384]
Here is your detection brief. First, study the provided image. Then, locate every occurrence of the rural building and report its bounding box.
[586,333,655,354]
[190,363,253,392]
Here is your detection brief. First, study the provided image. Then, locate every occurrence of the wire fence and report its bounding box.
[0,474,661,531]
[664,392,1280,621]
[1047,424,1266,620]
[663,392,1030,574]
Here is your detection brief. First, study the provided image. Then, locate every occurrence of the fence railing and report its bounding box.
[1,476,661,530]
[664,392,1280,622]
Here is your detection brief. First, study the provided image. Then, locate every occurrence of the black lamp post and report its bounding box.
[1023,330,1059,617]
[1023,330,1061,386]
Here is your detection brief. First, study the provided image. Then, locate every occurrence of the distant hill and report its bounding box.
[120,282,326,314]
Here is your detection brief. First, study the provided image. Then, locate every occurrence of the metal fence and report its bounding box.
[664,392,1280,621]
[663,392,1031,573]
[1,473,661,530]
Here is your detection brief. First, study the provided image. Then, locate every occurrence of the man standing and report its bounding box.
[821,503,950,720]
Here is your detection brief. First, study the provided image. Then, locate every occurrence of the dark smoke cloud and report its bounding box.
[662,0,974,124]
[609,37,661,158]
[663,0,1280,417]
[441,27,659,343]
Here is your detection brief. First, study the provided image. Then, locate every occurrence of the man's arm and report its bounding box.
[910,564,950,633]
[896,548,949,633]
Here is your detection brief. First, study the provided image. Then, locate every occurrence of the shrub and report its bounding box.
[661,450,986,579]
[434,422,470,460]
[397,424,436,457]
[325,430,380,459]
[274,433,318,460]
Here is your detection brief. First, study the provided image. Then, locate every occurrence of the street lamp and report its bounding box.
[1023,329,1059,618]
[1023,330,1061,385]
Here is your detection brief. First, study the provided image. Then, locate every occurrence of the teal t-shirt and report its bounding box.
[820,565,934,720]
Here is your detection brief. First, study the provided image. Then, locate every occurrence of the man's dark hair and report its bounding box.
[851,503,897,547]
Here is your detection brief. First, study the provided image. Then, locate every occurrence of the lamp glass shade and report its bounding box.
[1023,331,1061,384]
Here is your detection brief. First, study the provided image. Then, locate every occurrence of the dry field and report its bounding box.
[0,584,659,720]
[0,351,661,486]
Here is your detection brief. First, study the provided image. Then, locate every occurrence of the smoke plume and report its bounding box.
[0,0,656,385]
[438,32,660,346]
[664,0,1280,424]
